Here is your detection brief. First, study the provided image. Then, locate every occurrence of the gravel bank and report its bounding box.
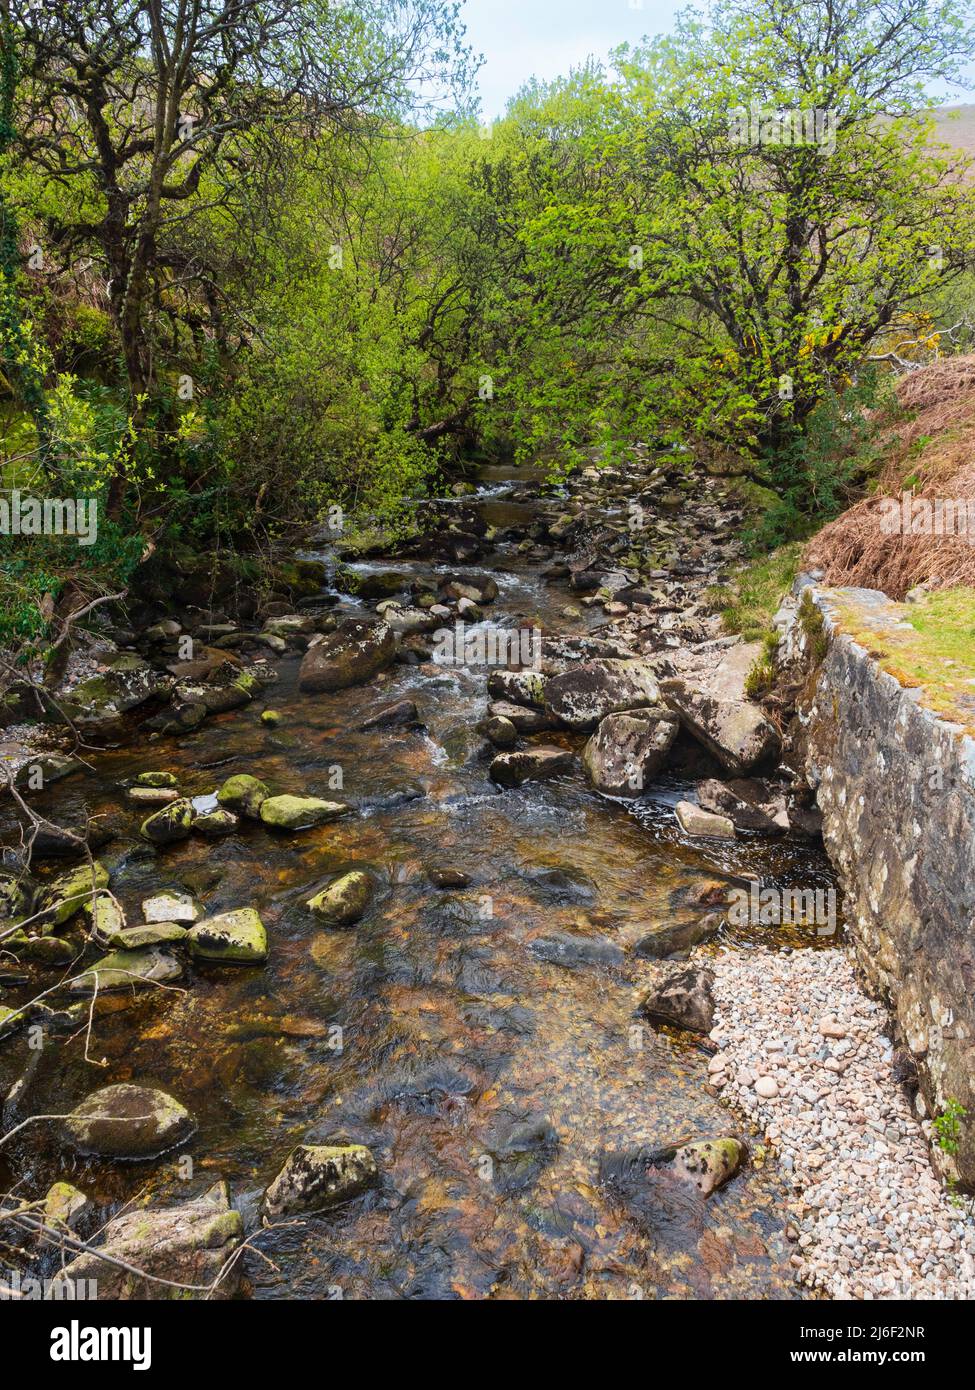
[709,945,975,1299]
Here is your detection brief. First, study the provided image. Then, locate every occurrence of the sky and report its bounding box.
[460,0,685,118]
[457,0,975,120]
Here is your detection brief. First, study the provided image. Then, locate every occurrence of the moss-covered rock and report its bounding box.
[0,1004,26,1040]
[193,808,240,837]
[136,771,178,789]
[105,923,189,950]
[70,946,183,993]
[38,862,110,926]
[187,908,267,964]
[43,1181,89,1232]
[81,890,126,943]
[259,795,349,830]
[0,870,34,922]
[307,871,374,927]
[216,774,269,818]
[63,1083,196,1159]
[297,617,396,694]
[668,1137,746,1196]
[52,1181,243,1300]
[11,934,79,965]
[140,798,195,845]
[263,1142,378,1218]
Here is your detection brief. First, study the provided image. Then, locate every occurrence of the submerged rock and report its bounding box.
[140,799,195,845]
[298,617,396,694]
[635,911,723,959]
[307,871,374,926]
[489,748,574,788]
[187,908,268,964]
[63,1083,196,1159]
[259,795,350,830]
[640,965,715,1034]
[529,931,624,969]
[263,1142,378,1218]
[427,866,472,889]
[359,698,421,731]
[216,773,270,818]
[582,708,679,796]
[53,1181,243,1300]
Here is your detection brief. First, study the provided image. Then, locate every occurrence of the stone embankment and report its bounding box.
[782,582,975,1189]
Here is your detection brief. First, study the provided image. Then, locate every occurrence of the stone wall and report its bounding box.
[785,583,975,1187]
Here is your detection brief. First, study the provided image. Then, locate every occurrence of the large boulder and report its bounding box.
[62,655,173,737]
[62,1083,196,1159]
[263,1142,378,1219]
[489,748,574,788]
[661,680,780,775]
[545,659,660,731]
[640,965,715,1034]
[259,795,350,830]
[338,568,412,600]
[298,618,396,694]
[582,708,679,796]
[187,908,268,964]
[52,1181,243,1300]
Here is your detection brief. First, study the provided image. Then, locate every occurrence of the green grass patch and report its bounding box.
[705,541,803,642]
[832,586,975,732]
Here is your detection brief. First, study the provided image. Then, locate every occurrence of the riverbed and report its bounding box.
[0,468,843,1299]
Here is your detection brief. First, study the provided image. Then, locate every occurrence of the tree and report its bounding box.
[485,0,975,504]
[10,0,474,428]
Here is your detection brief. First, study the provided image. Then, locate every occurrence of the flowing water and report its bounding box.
[0,469,841,1300]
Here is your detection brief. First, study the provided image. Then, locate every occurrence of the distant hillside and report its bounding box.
[932,103,975,159]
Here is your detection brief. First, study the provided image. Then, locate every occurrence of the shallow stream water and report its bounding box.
[0,468,841,1299]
